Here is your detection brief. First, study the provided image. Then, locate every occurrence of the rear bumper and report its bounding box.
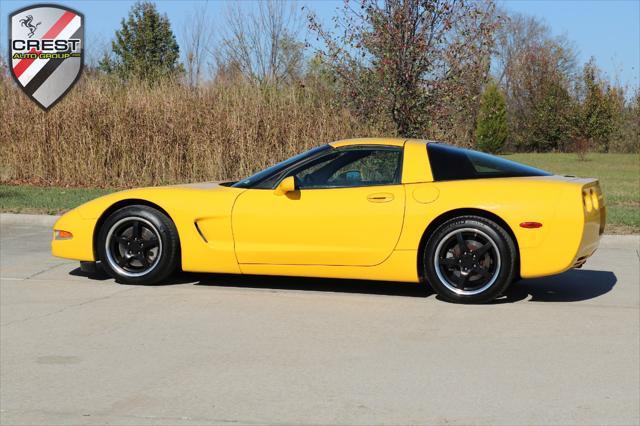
[519,182,604,278]
[571,200,605,267]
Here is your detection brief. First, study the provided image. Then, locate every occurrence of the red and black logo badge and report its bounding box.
[9,4,84,110]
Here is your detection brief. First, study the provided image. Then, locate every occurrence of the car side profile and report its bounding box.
[51,138,605,303]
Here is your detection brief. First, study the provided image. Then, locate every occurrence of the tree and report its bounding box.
[476,81,508,153]
[511,45,574,151]
[99,1,183,82]
[624,91,640,153]
[574,58,617,152]
[308,0,498,140]
[183,2,214,86]
[493,12,577,151]
[216,0,305,85]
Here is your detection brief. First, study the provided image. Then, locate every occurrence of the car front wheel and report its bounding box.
[423,215,517,303]
[97,205,180,285]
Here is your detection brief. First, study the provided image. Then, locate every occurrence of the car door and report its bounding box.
[231,146,406,266]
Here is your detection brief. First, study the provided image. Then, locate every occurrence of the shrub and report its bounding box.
[476,81,508,153]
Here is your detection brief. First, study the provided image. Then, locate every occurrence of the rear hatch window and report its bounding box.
[427,143,551,181]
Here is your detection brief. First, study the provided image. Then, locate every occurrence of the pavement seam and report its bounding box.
[0,408,275,425]
[23,261,74,280]
[0,286,139,328]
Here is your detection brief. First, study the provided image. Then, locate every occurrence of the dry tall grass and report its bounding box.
[0,75,391,188]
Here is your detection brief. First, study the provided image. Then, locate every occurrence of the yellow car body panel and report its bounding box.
[398,176,602,278]
[232,184,405,266]
[52,138,604,283]
[53,184,245,274]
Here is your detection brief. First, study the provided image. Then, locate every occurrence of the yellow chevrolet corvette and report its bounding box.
[52,138,605,303]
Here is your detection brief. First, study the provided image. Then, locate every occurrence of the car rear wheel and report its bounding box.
[97,205,179,285]
[423,215,517,303]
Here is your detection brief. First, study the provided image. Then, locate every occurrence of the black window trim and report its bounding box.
[271,144,404,190]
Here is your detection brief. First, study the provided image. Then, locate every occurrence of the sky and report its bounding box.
[1,0,638,89]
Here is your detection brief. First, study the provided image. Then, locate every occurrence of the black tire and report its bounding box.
[423,215,517,303]
[97,205,180,285]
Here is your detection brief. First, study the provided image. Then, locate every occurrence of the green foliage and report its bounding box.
[528,79,575,152]
[476,82,508,153]
[574,59,619,152]
[505,42,576,152]
[99,1,183,82]
[610,90,640,153]
[495,15,637,154]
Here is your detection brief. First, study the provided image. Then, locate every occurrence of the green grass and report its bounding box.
[0,185,113,215]
[504,153,639,233]
[0,153,638,233]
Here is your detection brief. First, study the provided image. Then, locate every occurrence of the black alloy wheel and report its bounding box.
[423,215,517,303]
[97,205,180,285]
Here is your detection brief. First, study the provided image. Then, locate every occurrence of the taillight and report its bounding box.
[583,191,593,212]
[590,189,599,210]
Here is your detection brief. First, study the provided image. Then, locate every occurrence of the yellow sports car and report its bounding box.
[52,138,605,303]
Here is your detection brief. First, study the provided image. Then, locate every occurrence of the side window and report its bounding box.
[290,148,402,189]
[296,154,341,183]
[257,152,340,189]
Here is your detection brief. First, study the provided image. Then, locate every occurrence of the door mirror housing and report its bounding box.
[274,176,297,195]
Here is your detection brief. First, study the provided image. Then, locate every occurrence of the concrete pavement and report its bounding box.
[1,220,639,425]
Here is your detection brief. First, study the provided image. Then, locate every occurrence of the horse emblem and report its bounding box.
[19,14,41,38]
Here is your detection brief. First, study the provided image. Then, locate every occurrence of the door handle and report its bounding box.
[367,193,394,203]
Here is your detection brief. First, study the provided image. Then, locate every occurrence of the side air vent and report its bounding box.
[194,221,208,243]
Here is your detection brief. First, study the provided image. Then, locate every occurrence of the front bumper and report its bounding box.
[51,209,96,261]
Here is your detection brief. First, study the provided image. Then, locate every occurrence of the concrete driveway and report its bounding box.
[1,219,638,425]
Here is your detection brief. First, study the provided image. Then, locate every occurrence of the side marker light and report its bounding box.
[519,222,542,229]
[54,230,73,240]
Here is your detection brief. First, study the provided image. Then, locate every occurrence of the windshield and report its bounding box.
[232,145,331,188]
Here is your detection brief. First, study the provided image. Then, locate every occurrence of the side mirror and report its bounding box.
[274,176,297,195]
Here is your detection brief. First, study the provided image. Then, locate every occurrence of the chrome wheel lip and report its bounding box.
[433,227,501,296]
[104,217,163,278]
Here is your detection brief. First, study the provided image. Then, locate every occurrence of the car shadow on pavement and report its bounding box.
[497,269,617,303]
[71,266,616,302]
[70,266,433,297]
[68,267,112,281]
[192,273,434,298]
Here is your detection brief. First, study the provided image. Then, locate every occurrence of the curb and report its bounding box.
[0,213,60,227]
[597,234,640,249]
